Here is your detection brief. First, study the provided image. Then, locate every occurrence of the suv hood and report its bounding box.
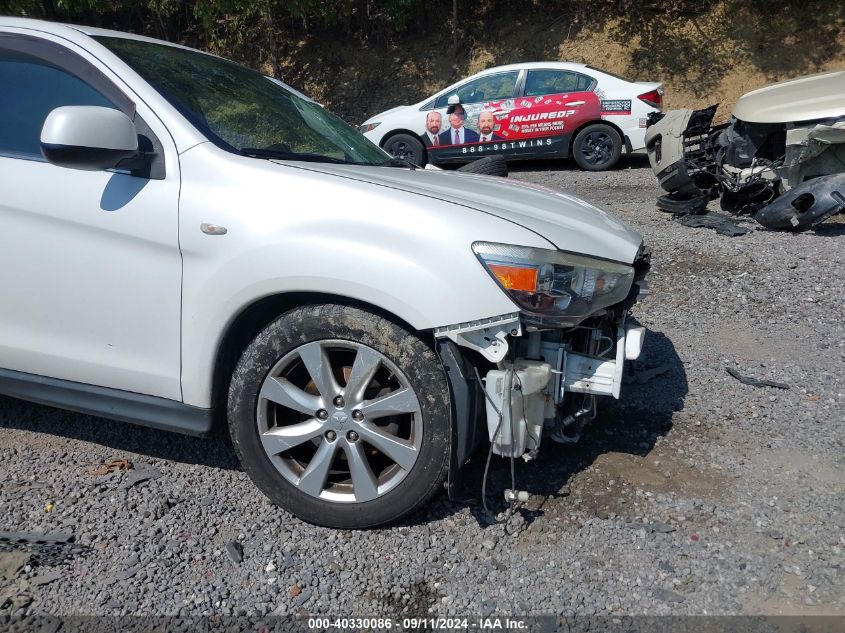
[275,162,643,263]
[733,70,845,124]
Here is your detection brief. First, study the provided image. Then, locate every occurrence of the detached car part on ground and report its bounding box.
[0,18,648,529]
[645,70,845,231]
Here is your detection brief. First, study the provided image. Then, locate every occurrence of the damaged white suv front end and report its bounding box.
[429,197,650,499]
[437,243,647,453]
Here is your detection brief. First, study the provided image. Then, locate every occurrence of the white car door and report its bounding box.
[0,33,183,400]
[425,70,521,157]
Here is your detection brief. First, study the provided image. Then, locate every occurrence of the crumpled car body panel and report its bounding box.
[645,73,845,232]
[732,69,845,124]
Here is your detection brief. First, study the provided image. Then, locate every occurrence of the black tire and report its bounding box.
[228,304,450,528]
[572,123,623,171]
[383,133,427,167]
[719,190,744,214]
[456,155,508,177]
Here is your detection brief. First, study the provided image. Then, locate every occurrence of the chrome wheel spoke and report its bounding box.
[257,339,423,503]
[344,346,381,403]
[344,441,379,502]
[357,421,417,470]
[298,439,338,496]
[260,418,324,455]
[298,341,340,399]
[260,376,321,415]
[360,387,419,419]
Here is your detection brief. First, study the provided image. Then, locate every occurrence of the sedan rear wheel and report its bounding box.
[228,304,450,528]
[572,124,622,171]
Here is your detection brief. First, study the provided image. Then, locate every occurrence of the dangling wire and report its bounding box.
[473,363,504,518]
[506,356,517,518]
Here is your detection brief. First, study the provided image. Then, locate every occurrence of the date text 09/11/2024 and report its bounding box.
[307,617,530,630]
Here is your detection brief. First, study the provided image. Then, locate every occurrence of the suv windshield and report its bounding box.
[96,36,388,166]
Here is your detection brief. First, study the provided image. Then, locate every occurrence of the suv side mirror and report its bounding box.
[40,106,139,171]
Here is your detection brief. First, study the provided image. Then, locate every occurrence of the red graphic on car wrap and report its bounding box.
[425,91,602,161]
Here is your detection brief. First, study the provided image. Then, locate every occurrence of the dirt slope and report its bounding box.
[274,1,845,125]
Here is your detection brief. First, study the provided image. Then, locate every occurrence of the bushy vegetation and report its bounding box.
[3,1,842,123]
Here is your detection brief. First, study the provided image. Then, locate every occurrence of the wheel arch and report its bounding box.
[379,128,426,149]
[567,119,625,156]
[210,291,425,429]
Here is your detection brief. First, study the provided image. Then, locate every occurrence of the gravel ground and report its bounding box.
[1,156,843,621]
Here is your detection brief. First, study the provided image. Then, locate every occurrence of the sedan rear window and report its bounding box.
[524,70,595,96]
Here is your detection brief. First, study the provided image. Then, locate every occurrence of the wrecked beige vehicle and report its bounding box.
[645,70,845,231]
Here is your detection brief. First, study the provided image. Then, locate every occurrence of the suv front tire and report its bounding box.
[227,304,450,528]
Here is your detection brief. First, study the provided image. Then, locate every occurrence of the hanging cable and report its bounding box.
[473,364,504,518]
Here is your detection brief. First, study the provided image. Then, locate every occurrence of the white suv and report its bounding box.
[0,18,649,528]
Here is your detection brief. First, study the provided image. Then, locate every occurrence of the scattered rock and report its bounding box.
[225,540,243,564]
[30,570,63,586]
[0,551,30,581]
[120,464,163,490]
[653,587,686,603]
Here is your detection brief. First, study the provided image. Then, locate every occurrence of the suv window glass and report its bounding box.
[524,70,594,96]
[434,71,519,108]
[97,36,387,166]
[0,49,116,159]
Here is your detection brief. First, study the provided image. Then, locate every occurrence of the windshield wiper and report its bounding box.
[240,147,355,165]
[381,157,418,170]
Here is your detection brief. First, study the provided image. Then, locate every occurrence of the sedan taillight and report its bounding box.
[638,89,663,110]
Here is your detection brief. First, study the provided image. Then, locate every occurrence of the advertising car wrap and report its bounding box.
[425,91,602,162]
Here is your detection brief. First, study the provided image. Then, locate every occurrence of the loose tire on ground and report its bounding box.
[227,304,450,528]
[572,123,623,171]
[456,154,508,177]
[383,133,427,167]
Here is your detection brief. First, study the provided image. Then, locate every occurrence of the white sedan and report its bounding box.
[361,62,663,171]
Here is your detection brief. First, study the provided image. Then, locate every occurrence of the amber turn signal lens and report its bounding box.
[488,263,538,292]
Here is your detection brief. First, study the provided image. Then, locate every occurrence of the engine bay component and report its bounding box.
[478,320,645,460]
[434,244,650,505]
[483,360,552,458]
[645,71,845,232]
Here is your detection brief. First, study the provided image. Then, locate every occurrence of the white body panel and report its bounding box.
[176,143,556,405]
[362,62,661,153]
[0,27,183,399]
[732,70,845,124]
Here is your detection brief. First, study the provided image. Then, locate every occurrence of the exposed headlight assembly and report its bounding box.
[359,122,381,133]
[473,241,635,327]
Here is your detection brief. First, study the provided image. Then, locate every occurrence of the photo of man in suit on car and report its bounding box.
[438,103,479,146]
[422,111,443,147]
[476,111,503,142]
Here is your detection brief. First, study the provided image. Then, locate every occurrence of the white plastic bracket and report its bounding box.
[563,322,628,399]
[433,313,521,363]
